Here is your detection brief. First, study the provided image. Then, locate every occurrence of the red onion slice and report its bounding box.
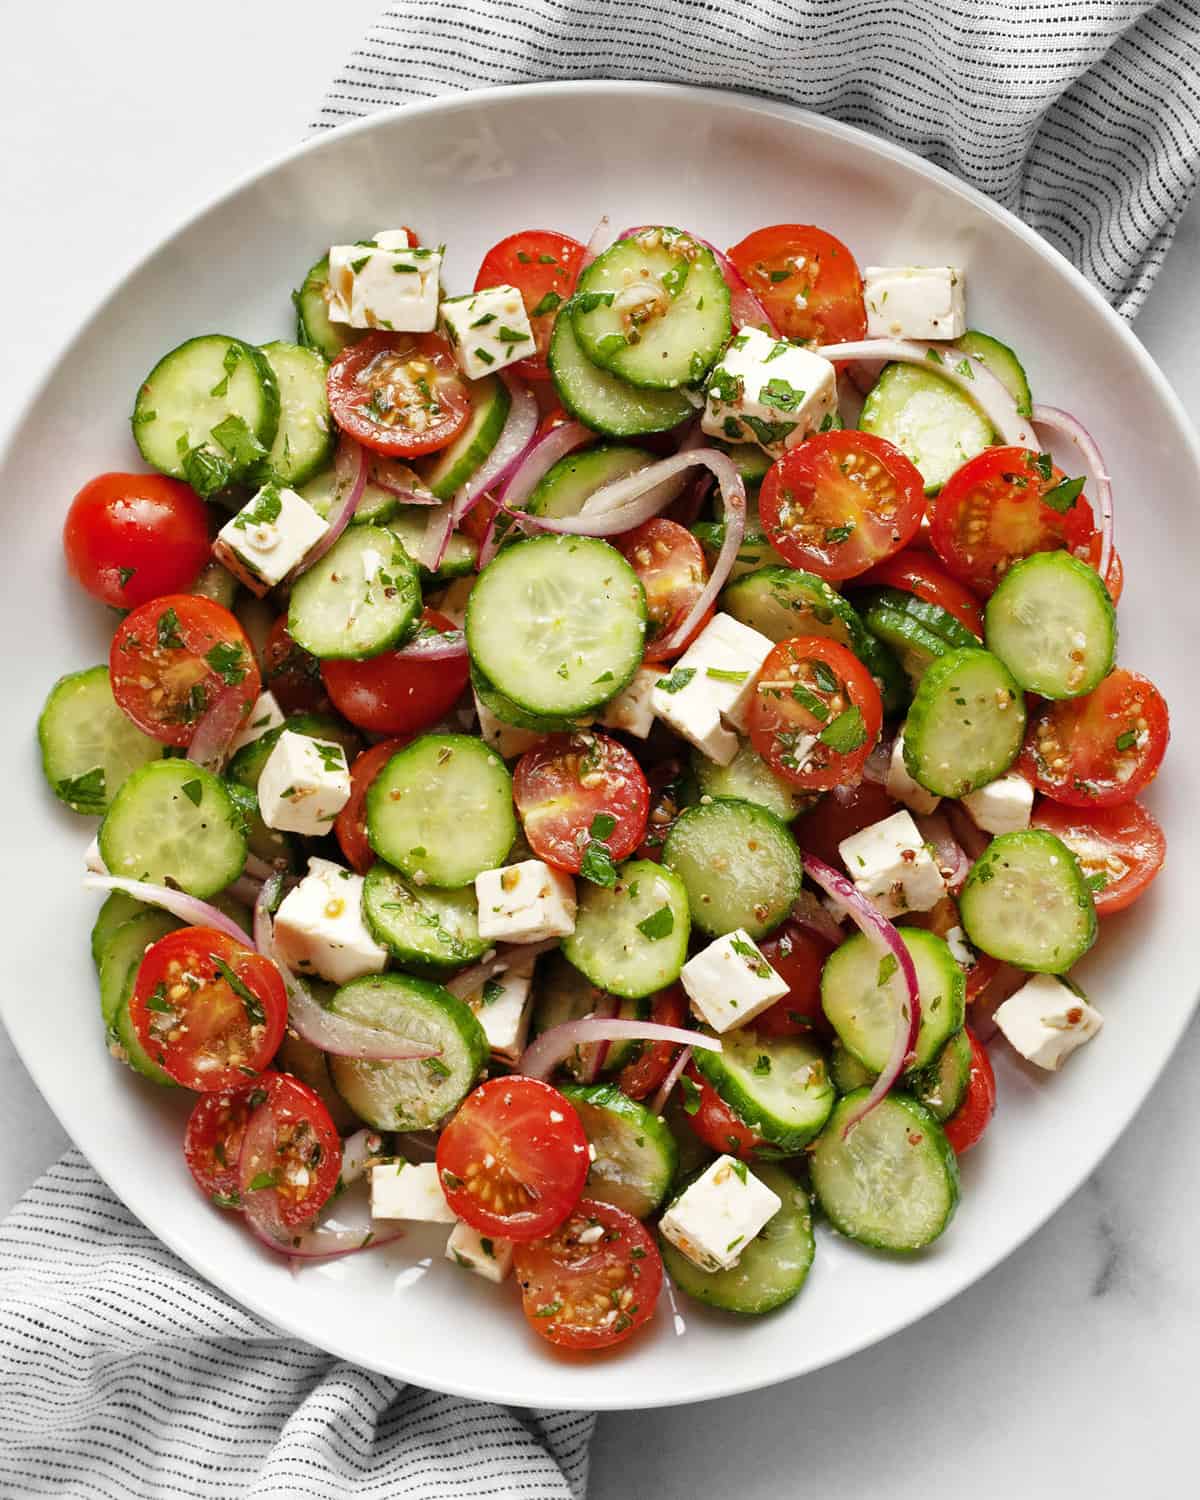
[576,993,620,1086]
[861,735,893,787]
[789,887,846,947]
[581,215,613,269]
[801,854,920,1135]
[915,812,970,892]
[444,938,560,1001]
[477,420,595,567]
[392,625,468,662]
[944,800,992,863]
[367,455,438,502]
[520,1018,719,1082]
[186,684,251,774]
[650,1044,694,1116]
[83,874,248,945]
[287,436,368,580]
[1032,404,1115,586]
[339,1128,383,1187]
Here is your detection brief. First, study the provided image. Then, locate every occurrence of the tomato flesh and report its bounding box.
[184,1087,258,1202]
[754,923,835,1039]
[681,1065,767,1160]
[235,1072,343,1228]
[791,779,898,868]
[322,608,467,734]
[615,984,688,1101]
[335,737,412,874]
[263,613,332,715]
[474,230,587,380]
[327,332,470,457]
[726,225,866,344]
[616,519,711,660]
[636,758,689,863]
[63,471,211,609]
[942,1029,996,1155]
[856,548,984,638]
[514,731,650,875]
[1031,798,1166,914]
[748,637,882,791]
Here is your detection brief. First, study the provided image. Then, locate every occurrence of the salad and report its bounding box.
[38,215,1169,1353]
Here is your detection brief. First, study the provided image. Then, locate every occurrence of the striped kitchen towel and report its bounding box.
[312,0,1200,320]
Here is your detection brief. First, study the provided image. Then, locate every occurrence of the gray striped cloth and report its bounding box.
[3,3,1199,1495]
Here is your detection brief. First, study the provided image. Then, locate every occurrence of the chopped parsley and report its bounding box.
[156,607,185,651]
[706,667,748,684]
[1040,476,1086,514]
[761,377,806,412]
[580,839,618,888]
[1115,728,1138,751]
[823,522,855,544]
[213,957,266,1028]
[819,705,867,754]
[180,779,203,808]
[204,641,248,686]
[655,667,696,694]
[679,1075,702,1116]
[531,289,562,317]
[56,766,106,813]
[636,905,675,941]
[590,812,617,841]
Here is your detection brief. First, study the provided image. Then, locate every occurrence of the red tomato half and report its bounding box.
[263,613,332,715]
[236,1072,343,1228]
[322,608,468,734]
[184,1087,258,1202]
[335,737,412,874]
[1031,798,1166,915]
[856,548,985,638]
[636,759,689,863]
[617,519,711,660]
[726,225,867,344]
[755,923,835,1039]
[748,637,882,791]
[327,332,470,457]
[63,471,211,608]
[942,1029,996,1155]
[791,778,898,868]
[109,594,260,747]
[1020,667,1169,809]
[513,1199,662,1350]
[681,1065,767,1161]
[436,1078,590,1241]
[130,927,287,1092]
[514,732,650,874]
[615,984,689,1101]
[759,431,925,582]
[474,230,587,380]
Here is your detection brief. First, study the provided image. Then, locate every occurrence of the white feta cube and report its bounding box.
[84,836,107,875]
[474,860,576,944]
[445,1220,514,1282]
[214,483,329,596]
[659,1154,781,1272]
[863,266,966,341]
[838,809,946,918]
[473,692,543,760]
[372,228,411,251]
[701,326,838,456]
[961,772,1034,837]
[369,1161,457,1223]
[599,665,658,739]
[440,284,536,380]
[651,613,774,765]
[944,925,976,972]
[886,731,941,815]
[258,731,351,838]
[326,241,442,331]
[228,691,285,756]
[456,949,537,1064]
[994,973,1103,1071]
[273,856,388,986]
[680,929,789,1034]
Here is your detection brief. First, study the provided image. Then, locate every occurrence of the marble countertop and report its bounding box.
[3,5,1198,1494]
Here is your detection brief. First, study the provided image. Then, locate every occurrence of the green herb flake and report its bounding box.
[1086,872,1108,893]
[811,660,839,694]
[117,566,136,589]
[768,269,791,283]
[144,983,173,1015]
[679,1075,702,1116]
[706,667,748,684]
[824,522,855,544]
[925,347,944,365]
[247,1170,279,1192]
[955,358,975,379]
[761,377,806,412]
[655,667,696,694]
[531,289,562,317]
[590,812,617,841]
[534,1301,563,1319]
[481,978,505,1006]
[56,766,106,813]
[730,935,772,979]
[636,905,675,941]
[819,705,867,754]
[661,259,690,298]
[1115,729,1138,751]
[156,607,185,651]
[753,1054,771,1076]
[180,778,203,808]
[211,1190,241,1209]
[1030,451,1055,482]
[210,413,267,471]
[213,957,266,1028]
[573,290,615,314]
[790,683,831,721]
[204,641,248,686]
[580,840,618,888]
[473,347,496,366]
[1041,476,1086,514]
[469,312,497,328]
[877,953,899,987]
[498,325,531,345]
[423,1057,452,1079]
[741,415,797,447]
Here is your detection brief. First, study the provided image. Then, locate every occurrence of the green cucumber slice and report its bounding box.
[191,559,240,610]
[38,666,162,816]
[470,665,587,734]
[663,799,803,939]
[299,466,397,528]
[549,308,694,437]
[528,443,656,518]
[294,254,361,361]
[225,784,298,878]
[387,508,478,580]
[902,647,1027,797]
[984,551,1116,699]
[91,892,145,970]
[829,1040,874,1095]
[414,374,511,500]
[693,505,793,583]
[97,910,182,1030]
[692,1029,835,1153]
[910,1028,972,1123]
[563,859,690,999]
[99,760,246,898]
[859,361,993,493]
[362,862,489,968]
[956,329,1033,418]
[288,524,421,660]
[530,952,609,1082]
[714,441,773,489]
[722,566,866,651]
[597,995,654,1074]
[859,599,954,689]
[259,340,333,487]
[560,1084,678,1218]
[858,629,911,718]
[691,739,815,823]
[959,829,1098,973]
[113,993,178,1087]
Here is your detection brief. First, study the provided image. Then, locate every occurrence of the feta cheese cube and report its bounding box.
[473,692,543,760]
[659,1154,782,1272]
[369,1161,457,1223]
[944,925,976,972]
[994,973,1103,1071]
[886,731,941,815]
[680,929,789,1034]
[456,949,537,1064]
[440,284,536,380]
[474,860,576,944]
[326,241,442,331]
[273,856,388,985]
[863,266,967,341]
[84,835,107,875]
[371,228,411,251]
[701,326,838,456]
[651,613,774,765]
[838,809,946,918]
[258,731,352,837]
[599,665,658,739]
[445,1220,514,1282]
[228,690,285,756]
[961,772,1034,837]
[214,483,329,596]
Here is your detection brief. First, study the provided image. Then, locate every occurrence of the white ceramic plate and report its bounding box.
[3,82,1198,1411]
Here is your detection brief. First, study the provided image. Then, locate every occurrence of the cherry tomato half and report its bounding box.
[636,758,689,863]
[235,1072,343,1228]
[748,637,883,791]
[335,737,412,874]
[791,778,898,868]
[263,613,332,715]
[130,927,287,1092]
[63,471,211,609]
[514,731,650,874]
[726,225,867,344]
[615,984,689,1101]
[327,332,471,458]
[855,548,984,638]
[184,1087,258,1203]
[513,1199,662,1350]
[474,230,587,381]
[759,431,926,582]
[322,608,468,735]
[754,923,836,1039]
[1031,798,1166,915]
[681,1064,767,1161]
[941,1029,996,1155]
[109,594,260,747]
[1019,667,1169,808]
[436,1077,590,1241]
[616,519,711,661]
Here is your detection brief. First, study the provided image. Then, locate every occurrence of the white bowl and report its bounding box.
[3,81,1198,1411]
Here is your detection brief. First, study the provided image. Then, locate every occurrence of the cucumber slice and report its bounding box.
[563,859,690,999]
[275,1030,361,1135]
[259,340,334,487]
[132,335,280,489]
[910,1028,972,1123]
[903,647,1027,797]
[91,891,145,970]
[528,443,656,518]
[859,628,911,718]
[227,712,364,791]
[810,1091,959,1251]
[224,783,297,875]
[862,587,982,650]
[820,927,966,1073]
[329,974,487,1131]
[414,374,511,500]
[597,996,654,1074]
[859,361,993,493]
[99,760,246,898]
[466,535,646,717]
[362,862,489,968]
[38,666,162,816]
[366,734,515,889]
[97,910,181,1030]
[829,1039,874,1095]
[560,1084,678,1218]
[691,740,814,823]
[294,254,361,361]
[530,951,608,1082]
[287,525,421,661]
[722,566,866,649]
[191,559,240,610]
[984,551,1116,699]
[663,799,803,940]
[692,1029,835,1153]
[299,466,398,528]
[956,329,1033,418]
[693,506,793,584]
[660,1162,814,1315]
[470,665,586,735]
[388,508,478,580]
[549,304,694,437]
[113,994,178,1087]
[857,591,967,690]
[960,829,1098,973]
[572,229,731,389]
[714,441,773,489]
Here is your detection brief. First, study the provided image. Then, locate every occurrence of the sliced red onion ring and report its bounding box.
[650,1044,694,1116]
[444,939,560,1000]
[944,801,992,863]
[581,215,613,269]
[287,436,367,580]
[367,454,438,502]
[789,887,846,946]
[576,992,620,1086]
[83,874,248,945]
[520,1018,719,1082]
[1032,404,1115,585]
[916,812,970,891]
[801,854,920,1135]
[392,626,468,662]
[339,1128,383,1187]
[186,685,250,774]
[477,420,594,567]
[861,735,893,787]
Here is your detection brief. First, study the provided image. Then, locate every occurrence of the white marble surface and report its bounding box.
[2,5,1198,1495]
